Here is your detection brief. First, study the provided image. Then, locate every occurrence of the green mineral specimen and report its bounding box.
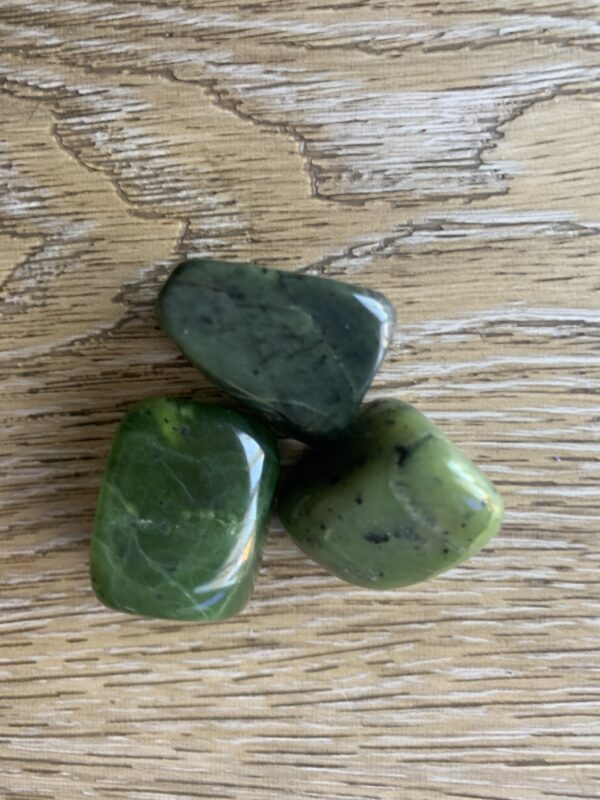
[157,259,396,442]
[90,397,279,621]
[279,399,503,589]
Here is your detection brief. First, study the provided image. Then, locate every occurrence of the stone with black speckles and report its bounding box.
[279,399,503,589]
[157,259,396,442]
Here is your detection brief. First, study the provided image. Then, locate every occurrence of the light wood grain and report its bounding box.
[1,2,599,799]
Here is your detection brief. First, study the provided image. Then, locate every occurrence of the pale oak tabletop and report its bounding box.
[1,2,599,800]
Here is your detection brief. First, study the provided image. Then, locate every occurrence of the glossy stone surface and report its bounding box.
[90,398,279,621]
[279,399,503,589]
[157,259,395,442]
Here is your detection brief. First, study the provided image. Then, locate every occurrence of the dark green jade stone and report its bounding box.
[157,259,396,442]
[90,397,279,621]
[279,399,503,589]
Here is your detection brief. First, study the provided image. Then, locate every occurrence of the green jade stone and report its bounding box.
[157,259,396,442]
[279,399,503,589]
[91,398,279,621]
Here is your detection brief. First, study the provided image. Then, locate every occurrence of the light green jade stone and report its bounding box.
[279,399,503,589]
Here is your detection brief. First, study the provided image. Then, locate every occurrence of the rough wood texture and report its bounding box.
[1,2,599,799]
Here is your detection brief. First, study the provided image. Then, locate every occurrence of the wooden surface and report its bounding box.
[1,2,599,799]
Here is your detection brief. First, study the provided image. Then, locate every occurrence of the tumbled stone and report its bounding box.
[279,399,503,589]
[157,259,396,442]
[90,397,279,621]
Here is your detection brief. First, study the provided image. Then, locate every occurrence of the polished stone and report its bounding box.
[90,397,279,621]
[157,259,396,442]
[279,399,503,589]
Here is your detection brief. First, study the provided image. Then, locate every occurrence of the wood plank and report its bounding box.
[1,2,599,799]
